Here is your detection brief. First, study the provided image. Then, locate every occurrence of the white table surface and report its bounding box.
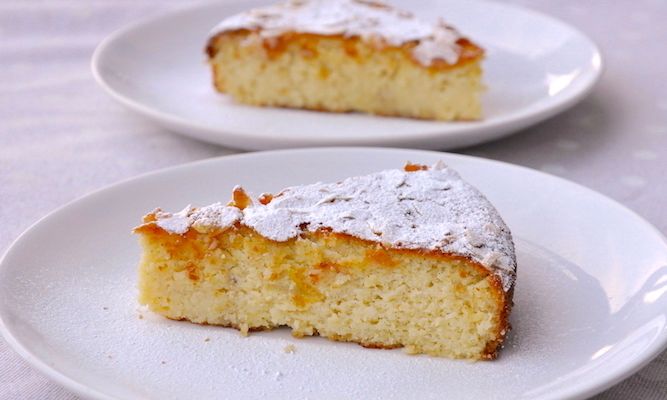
[1,0,666,398]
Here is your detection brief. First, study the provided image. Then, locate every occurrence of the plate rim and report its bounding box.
[90,0,604,150]
[1,147,666,400]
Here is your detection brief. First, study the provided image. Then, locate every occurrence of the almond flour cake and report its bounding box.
[205,0,485,121]
[134,162,515,360]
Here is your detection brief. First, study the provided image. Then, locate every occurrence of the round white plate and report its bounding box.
[92,0,602,151]
[2,148,666,400]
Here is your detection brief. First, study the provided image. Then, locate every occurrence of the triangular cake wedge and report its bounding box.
[205,0,484,121]
[135,163,515,360]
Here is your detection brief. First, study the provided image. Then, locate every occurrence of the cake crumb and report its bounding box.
[283,344,296,354]
[204,337,211,342]
[138,314,144,319]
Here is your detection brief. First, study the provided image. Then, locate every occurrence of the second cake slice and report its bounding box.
[206,0,485,121]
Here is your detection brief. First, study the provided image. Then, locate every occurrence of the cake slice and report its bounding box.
[205,0,484,121]
[134,162,515,360]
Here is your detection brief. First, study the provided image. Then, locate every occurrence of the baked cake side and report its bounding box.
[135,163,515,360]
[206,0,485,121]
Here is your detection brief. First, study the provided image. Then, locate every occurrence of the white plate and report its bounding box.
[91,0,602,151]
[2,148,666,400]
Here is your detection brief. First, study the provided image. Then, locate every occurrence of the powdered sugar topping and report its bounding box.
[149,163,516,291]
[155,206,192,234]
[209,0,465,66]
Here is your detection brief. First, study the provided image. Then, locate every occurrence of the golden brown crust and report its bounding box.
[229,186,252,210]
[480,274,513,359]
[404,162,429,172]
[258,193,274,205]
[205,30,484,71]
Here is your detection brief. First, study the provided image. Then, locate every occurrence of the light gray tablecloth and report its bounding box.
[1,0,666,398]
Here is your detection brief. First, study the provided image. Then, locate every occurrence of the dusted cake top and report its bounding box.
[150,163,516,291]
[209,0,466,66]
